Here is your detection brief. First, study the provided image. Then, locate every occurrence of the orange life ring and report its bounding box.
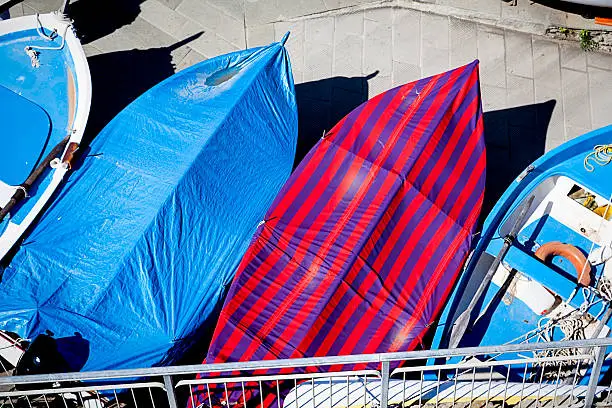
[534,242,592,286]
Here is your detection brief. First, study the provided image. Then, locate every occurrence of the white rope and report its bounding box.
[584,145,612,172]
[599,277,612,302]
[23,13,71,66]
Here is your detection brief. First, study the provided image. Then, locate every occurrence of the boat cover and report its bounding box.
[205,61,486,371]
[0,40,297,371]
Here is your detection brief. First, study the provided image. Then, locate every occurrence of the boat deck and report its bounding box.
[0,27,74,172]
[0,23,77,223]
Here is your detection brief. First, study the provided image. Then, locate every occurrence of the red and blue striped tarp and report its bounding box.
[206,60,485,374]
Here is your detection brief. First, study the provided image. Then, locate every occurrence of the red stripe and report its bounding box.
[405,69,478,181]
[416,87,480,197]
[364,86,481,293]
[249,77,447,360]
[329,187,483,371]
[335,197,447,356]
[450,147,486,222]
[260,173,400,358]
[292,185,417,357]
[294,72,460,355]
[388,223,470,351]
[448,117,485,220]
[323,108,482,358]
[349,124,486,355]
[365,95,478,274]
[396,188,485,355]
[218,139,350,322]
[235,85,422,361]
[221,82,420,361]
[256,156,367,337]
[357,149,486,355]
[295,67,470,358]
[207,225,275,356]
[433,117,484,207]
[216,89,390,325]
[220,153,366,358]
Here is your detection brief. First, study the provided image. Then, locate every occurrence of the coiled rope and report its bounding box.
[584,144,612,172]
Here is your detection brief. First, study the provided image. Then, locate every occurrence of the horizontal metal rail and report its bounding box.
[176,370,381,387]
[0,337,610,386]
[0,382,166,398]
[391,353,594,374]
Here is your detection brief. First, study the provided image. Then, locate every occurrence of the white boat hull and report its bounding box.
[0,12,91,261]
[561,0,612,7]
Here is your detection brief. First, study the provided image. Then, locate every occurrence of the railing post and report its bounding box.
[380,361,390,408]
[584,346,606,408]
[164,375,179,408]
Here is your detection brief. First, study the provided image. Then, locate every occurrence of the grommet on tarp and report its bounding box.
[280,31,290,46]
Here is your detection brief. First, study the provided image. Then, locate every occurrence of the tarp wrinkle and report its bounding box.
[0,41,298,372]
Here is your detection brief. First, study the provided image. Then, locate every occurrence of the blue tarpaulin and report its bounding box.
[0,39,297,371]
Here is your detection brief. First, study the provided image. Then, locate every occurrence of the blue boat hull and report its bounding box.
[432,125,612,384]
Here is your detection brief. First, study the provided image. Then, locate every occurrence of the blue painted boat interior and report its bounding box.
[0,85,50,186]
[431,126,612,383]
[0,27,76,221]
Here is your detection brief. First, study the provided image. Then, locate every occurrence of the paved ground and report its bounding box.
[6,0,612,205]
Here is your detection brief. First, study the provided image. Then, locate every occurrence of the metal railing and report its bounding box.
[0,338,611,408]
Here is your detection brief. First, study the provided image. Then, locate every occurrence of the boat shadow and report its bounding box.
[68,0,146,46]
[79,33,203,149]
[481,99,556,220]
[68,0,203,148]
[293,73,378,169]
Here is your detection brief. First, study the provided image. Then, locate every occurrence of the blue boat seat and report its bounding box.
[0,85,50,186]
[487,242,582,309]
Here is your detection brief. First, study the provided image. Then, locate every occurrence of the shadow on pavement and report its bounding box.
[481,99,556,219]
[294,72,378,169]
[68,0,145,45]
[82,33,202,147]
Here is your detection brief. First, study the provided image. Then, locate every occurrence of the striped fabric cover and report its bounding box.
[206,60,485,373]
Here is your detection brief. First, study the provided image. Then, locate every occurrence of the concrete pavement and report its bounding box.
[7,0,612,160]
[137,0,611,146]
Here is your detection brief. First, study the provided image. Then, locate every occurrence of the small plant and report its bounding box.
[579,29,598,52]
[559,26,569,35]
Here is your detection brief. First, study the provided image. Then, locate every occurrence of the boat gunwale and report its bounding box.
[0,12,91,259]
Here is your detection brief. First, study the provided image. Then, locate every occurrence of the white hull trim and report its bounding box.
[0,12,91,261]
